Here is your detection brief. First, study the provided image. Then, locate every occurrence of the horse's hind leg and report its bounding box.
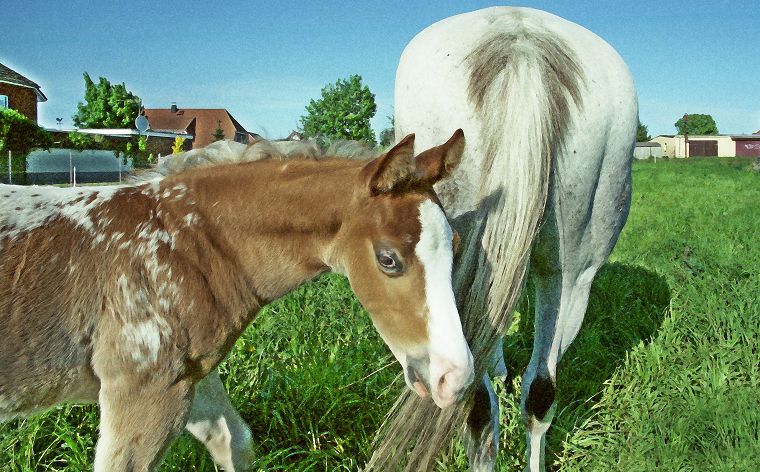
[186,369,255,471]
[521,153,631,471]
[520,239,571,472]
[463,374,499,471]
[94,378,194,471]
[463,338,508,471]
[522,215,618,471]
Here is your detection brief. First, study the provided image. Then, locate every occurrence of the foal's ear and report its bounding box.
[413,128,465,186]
[366,133,416,195]
[365,129,465,195]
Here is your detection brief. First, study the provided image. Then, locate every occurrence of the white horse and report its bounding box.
[367,7,636,471]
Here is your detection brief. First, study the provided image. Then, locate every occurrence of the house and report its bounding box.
[284,131,304,141]
[143,103,255,150]
[0,63,47,123]
[651,134,760,158]
[733,135,760,157]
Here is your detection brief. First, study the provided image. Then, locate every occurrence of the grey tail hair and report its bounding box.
[365,26,585,471]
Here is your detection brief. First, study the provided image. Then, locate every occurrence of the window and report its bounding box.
[234,132,248,144]
[0,95,8,109]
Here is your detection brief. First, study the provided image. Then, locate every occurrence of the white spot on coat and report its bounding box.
[0,185,120,241]
[120,318,172,367]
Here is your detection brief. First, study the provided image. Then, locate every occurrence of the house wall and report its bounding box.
[652,136,677,157]
[651,135,735,157]
[0,83,38,122]
[684,136,733,157]
[634,144,663,159]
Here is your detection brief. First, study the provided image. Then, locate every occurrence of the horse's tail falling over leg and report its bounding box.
[367,12,586,471]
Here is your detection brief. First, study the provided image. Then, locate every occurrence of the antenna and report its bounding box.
[135,108,149,134]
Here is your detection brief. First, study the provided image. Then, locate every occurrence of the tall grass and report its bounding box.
[1,157,758,470]
[552,158,760,471]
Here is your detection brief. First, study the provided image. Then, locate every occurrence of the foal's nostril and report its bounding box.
[438,371,449,388]
[436,365,474,402]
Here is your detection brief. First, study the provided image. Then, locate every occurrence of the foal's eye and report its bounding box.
[376,249,403,275]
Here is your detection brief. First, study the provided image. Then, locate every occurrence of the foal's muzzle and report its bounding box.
[405,353,474,408]
[405,356,432,398]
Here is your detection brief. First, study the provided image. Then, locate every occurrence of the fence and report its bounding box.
[2,148,133,185]
[0,171,128,185]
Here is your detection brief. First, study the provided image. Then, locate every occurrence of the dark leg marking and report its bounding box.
[467,381,492,433]
[525,375,555,420]
[503,365,515,395]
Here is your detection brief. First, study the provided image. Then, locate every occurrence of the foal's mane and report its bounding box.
[132,138,378,182]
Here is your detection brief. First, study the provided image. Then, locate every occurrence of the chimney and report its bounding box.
[170,102,178,113]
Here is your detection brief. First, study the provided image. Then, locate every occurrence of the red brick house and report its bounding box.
[0,63,47,123]
[143,103,256,150]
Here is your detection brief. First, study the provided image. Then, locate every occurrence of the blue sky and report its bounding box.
[3,1,758,139]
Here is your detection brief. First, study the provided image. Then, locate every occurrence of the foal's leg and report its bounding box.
[186,369,255,471]
[94,378,194,471]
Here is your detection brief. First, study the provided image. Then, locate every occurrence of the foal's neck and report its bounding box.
[164,158,364,306]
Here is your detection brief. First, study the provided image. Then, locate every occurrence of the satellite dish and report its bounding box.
[135,114,149,134]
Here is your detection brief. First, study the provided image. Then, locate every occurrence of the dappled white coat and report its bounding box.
[368,6,637,472]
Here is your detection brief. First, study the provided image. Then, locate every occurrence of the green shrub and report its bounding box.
[0,109,52,182]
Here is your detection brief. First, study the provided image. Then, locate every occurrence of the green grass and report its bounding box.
[549,157,760,472]
[1,157,758,470]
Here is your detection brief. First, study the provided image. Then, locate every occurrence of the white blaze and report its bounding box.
[415,199,474,406]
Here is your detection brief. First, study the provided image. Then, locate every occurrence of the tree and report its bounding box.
[0,108,52,182]
[675,114,718,135]
[300,75,377,144]
[71,73,152,166]
[212,120,225,142]
[378,115,395,147]
[636,119,651,142]
[73,73,141,129]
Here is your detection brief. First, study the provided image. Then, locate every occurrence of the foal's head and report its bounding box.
[330,130,473,408]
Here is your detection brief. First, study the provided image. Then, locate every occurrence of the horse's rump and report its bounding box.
[367,7,636,470]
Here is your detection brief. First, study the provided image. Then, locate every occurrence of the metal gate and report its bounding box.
[688,140,718,156]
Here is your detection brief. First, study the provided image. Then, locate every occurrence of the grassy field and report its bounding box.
[1,157,758,471]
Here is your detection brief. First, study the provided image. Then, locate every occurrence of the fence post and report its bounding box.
[7,150,11,184]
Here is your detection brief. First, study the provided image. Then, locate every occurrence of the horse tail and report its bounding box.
[366,24,585,471]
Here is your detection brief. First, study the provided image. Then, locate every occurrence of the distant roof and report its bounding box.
[144,107,248,148]
[0,63,47,101]
[284,131,304,141]
[654,134,758,139]
[49,128,193,139]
